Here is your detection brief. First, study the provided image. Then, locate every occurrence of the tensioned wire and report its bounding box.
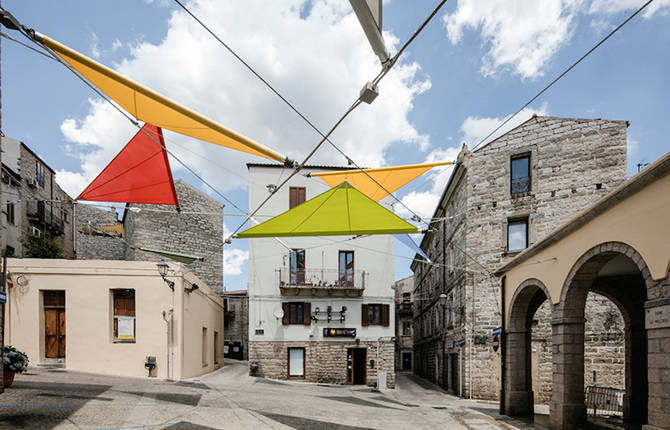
[174,0,449,229]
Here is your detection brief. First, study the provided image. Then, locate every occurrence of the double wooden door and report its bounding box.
[44,291,65,359]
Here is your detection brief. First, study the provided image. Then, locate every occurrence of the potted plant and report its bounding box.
[3,346,29,387]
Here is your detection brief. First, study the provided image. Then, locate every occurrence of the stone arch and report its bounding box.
[505,278,552,417]
[552,241,649,429]
[560,241,653,307]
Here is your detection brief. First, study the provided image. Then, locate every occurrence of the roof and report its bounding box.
[223,289,248,296]
[495,149,670,275]
[474,115,629,153]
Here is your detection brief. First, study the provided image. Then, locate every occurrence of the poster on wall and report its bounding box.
[117,316,135,339]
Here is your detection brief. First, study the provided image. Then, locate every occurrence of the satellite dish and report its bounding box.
[273,309,284,319]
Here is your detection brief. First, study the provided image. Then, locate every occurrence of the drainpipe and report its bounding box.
[162,308,172,380]
[72,202,76,255]
[500,276,506,415]
[470,274,474,399]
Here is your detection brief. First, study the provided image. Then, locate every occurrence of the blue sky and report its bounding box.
[2,0,669,290]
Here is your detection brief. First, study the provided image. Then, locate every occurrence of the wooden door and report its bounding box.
[44,291,65,359]
[346,348,354,384]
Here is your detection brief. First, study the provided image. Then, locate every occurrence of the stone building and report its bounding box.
[76,180,224,290]
[1,136,75,258]
[246,164,396,388]
[411,116,628,400]
[223,289,248,360]
[394,275,414,372]
[497,148,670,429]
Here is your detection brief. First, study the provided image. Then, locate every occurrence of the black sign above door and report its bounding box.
[323,328,356,337]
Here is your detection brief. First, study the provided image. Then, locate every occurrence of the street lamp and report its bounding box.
[157,260,174,291]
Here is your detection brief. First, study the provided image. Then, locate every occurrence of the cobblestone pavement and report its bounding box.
[0,361,543,429]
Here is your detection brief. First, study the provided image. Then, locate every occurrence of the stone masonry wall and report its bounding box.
[224,294,248,360]
[124,180,223,290]
[249,340,395,388]
[531,292,625,405]
[75,204,126,260]
[412,116,628,400]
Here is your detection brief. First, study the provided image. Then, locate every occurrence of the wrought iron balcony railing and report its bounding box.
[277,267,366,291]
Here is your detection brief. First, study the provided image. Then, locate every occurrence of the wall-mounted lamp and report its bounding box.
[157,260,174,291]
[185,283,199,294]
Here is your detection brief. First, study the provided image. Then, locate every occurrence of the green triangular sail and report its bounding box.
[140,248,203,264]
[236,181,419,238]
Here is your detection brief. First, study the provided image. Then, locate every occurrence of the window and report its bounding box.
[361,303,389,326]
[282,302,311,325]
[113,289,136,341]
[338,251,354,287]
[61,210,69,223]
[37,200,45,222]
[289,187,306,209]
[289,249,305,284]
[288,347,305,378]
[6,202,14,225]
[202,327,208,366]
[511,154,530,194]
[36,161,45,188]
[402,292,411,303]
[507,218,529,252]
[447,293,454,327]
[402,321,411,336]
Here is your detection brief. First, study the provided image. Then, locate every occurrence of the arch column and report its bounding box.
[504,329,534,416]
[550,313,586,430]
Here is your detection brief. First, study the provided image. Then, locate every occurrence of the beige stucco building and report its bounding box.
[4,259,224,380]
[497,150,670,430]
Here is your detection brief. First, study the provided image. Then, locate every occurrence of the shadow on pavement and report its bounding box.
[319,396,400,410]
[255,410,375,430]
[120,391,202,407]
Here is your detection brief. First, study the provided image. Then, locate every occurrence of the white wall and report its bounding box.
[5,259,223,380]
[247,165,395,343]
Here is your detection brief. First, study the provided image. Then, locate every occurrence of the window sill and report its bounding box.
[113,339,136,344]
[510,191,532,199]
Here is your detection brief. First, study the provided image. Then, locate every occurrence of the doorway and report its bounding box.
[402,352,412,371]
[347,347,366,385]
[44,291,65,359]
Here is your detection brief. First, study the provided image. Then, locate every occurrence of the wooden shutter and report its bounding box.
[282,302,290,325]
[381,304,390,327]
[289,187,306,209]
[303,302,311,325]
[361,304,369,326]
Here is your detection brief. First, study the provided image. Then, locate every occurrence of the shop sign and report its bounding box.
[323,328,356,337]
[446,340,454,349]
[457,338,465,347]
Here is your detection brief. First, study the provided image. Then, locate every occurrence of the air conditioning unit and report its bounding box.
[27,177,38,188]
[30,226,41,237]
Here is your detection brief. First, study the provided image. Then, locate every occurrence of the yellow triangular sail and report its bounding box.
[39,34,286,163]
[311,162,453,201]
[236,182,419,238]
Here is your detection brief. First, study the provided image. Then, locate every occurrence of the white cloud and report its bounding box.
[443,0,578,79]
[59,0,431,201]
[459,103,549,148]
[90,32,101,59]
[397,146,460,221]
[224,248,248,276]
[111,39,123,52]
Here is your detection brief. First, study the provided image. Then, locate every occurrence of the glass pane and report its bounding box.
[511,156,530,193]
[508,220,528,251]
[289,349,304,376]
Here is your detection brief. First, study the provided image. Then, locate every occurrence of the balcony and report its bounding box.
[397,302,413,315]
[25,201,65,236]
[277,267,365,297]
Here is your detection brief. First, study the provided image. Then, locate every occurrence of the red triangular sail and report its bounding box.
[77,124,179,207]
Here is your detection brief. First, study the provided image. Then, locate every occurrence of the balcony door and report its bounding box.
[289,249,305,284]
[338,251,354,287]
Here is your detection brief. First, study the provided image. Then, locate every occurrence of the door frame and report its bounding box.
[287,347,306,379]
[346,347,367,385]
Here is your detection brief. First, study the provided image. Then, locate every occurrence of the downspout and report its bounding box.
[470,274,474,399]
[500,276,506,415]
[72,202,76,255]
[442,216,446,389]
